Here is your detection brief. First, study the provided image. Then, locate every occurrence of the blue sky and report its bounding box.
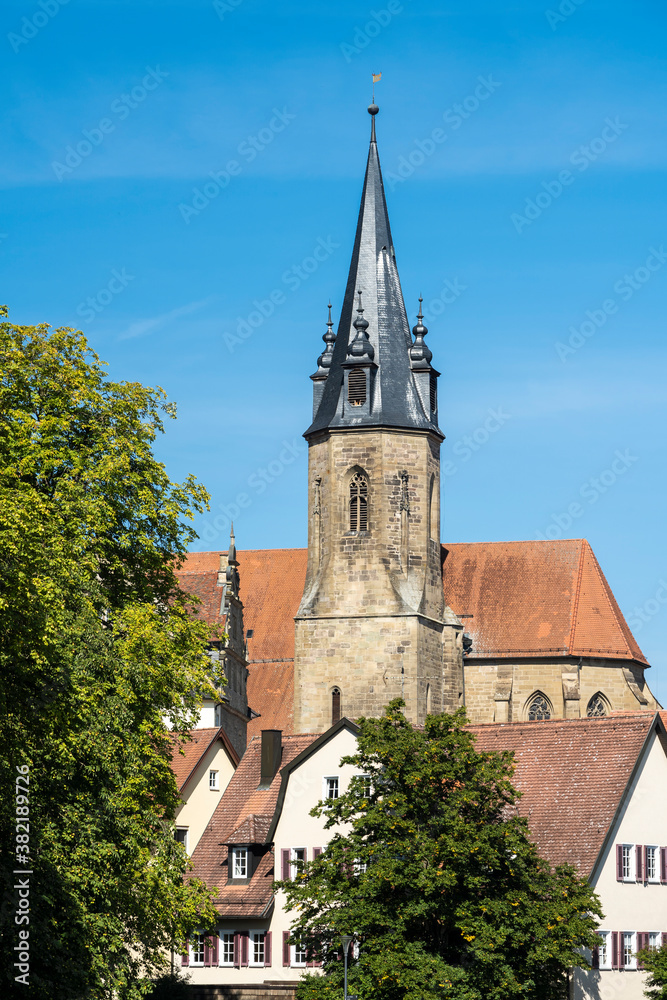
[2,0,667,704]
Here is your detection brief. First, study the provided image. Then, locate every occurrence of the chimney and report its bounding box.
[259,730,282,788]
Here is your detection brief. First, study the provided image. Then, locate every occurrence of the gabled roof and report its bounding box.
[305,106,441,439]
[190,732,317,917]
[469,712,660,876]
[443,539,647,664]
[170,726,239,794]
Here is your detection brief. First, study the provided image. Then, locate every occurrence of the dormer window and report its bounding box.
[350,473,368,531]
[232,847,248,878]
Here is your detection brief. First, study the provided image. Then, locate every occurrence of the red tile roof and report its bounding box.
[191,732,317,917]
[170,727,239,793]
[469,712,657,875]
[444,539,646,663]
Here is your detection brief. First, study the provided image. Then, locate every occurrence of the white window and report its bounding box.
[354,857,367,874]
[646,846,659,882]
[174,827,189,853]
[232,847,248,878]
[250,931,265,966]
[324,776,339,800]
[292,942,307,967]
[190,932,206,965]
[359,774,372,798]
[622,932,636,970]
[649,932,660,951]
[290,847,306,879]
[209,769,219,790]
[621,844,634,881]
[220,931,235,966]
[597,931,611,969]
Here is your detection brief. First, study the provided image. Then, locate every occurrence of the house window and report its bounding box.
[191,933,206,965]
[649,932,660,951]
[597,931,611,969]
[646,846,659,882]
[174,827,188,853]
[232,847,248,878]
[251,932,266,966]
[349,472,368,531]
[587,693,608,718]
[220,931,235,966]
[348,369,366,406]
[292,942,308,967]
[620,844,633,881]
[209,769,219,790]
[527,692,552,721]
[324,776,339,800]
[290,847,306,879]
[622,932,636,970]
[359,774,372,799]
[332,687,341,725]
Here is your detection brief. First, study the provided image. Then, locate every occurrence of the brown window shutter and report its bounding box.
[264,931,272,967]
[313,847,322,859]
[210,932,218,966]
[204,940,211,967]
[662,933,667,948]
[282,848,291,880]
[283,931,290,967]
[181,940,189,967]
[616,845,623,881]
[592,944,599,969]
[637,933,646,970]
[661,847,667,884]
[636,845,644,882]
[241,931,249,967]
[611,932,620,969]
[233,932,241,968]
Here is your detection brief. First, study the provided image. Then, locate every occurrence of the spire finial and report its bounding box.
[368,72,380,141]
[409,296,432,365]
[316,300,336,372]
[347,289,374,359]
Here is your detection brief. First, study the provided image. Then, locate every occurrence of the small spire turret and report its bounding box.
[347,291,375,360]
[409,296,432,366]
[315,302,336,373]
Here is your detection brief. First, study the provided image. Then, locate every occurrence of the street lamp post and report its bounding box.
[341,934,352,1000]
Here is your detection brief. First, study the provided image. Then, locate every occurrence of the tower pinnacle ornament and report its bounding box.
[347,290,375,359]
[315,302,336,373]
[409,296,433,366]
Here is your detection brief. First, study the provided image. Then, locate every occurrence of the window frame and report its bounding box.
[597,930,611,970]
[190,932,206,966]
[250,930,266,967]
[209,769,219,791]
[645,845,659,883]
[219,930,235,967]
[348,471,369,533]
[290,847,306,880]
[291,941,308,967]
[620,844,634,882]
[174,827,189,853]
[231,846,249,879]
[622,931,636,970]
[323,775,339,801]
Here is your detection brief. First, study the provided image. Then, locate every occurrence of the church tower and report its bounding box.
[293,102,464,733]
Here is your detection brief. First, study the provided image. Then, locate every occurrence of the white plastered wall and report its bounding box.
[175,739,236,854]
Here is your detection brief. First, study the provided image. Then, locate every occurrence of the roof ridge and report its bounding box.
[567,539,586,655]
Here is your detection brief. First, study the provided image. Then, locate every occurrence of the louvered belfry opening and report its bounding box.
[429,374,437,413]
[347,369,367,406]
[331,687,341,725]
[349,472,368,532]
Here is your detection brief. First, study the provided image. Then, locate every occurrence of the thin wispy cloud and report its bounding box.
[117,297,215,341]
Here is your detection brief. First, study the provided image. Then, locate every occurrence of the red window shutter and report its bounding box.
[181,940,189,967]
[637,933,646,970]
[662,933,667,949]
[612,932,620,969]
[281,849,291,880]
[616,845,624,881]
[313,847,322,859]
[283,931,290,967]
[204,941,211,967]
[264,932,272,967]
[661,847,667,884]
[233,932,241,968]
[210,933,218,966]
[241,931,249,967]
[591,944,599,970]
[636,845,644,882]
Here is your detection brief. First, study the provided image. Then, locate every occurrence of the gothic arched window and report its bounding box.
[425,683,432,716]
[587,693,609,718]
[527,692,552,721]
[331,687,341,725]
[349,472,368,532]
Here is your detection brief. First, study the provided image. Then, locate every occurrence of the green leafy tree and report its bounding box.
[0,310,220,999]
[277,701,602,1000]
[638,945,667,1000]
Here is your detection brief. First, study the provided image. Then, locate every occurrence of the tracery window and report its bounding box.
[527,692,552,721]
[586,693,608,718]
[349,472,368,532]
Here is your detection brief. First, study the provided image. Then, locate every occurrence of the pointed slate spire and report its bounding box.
[305,102,442,439]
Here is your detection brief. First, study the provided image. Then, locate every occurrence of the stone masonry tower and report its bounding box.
[293,102,464,733]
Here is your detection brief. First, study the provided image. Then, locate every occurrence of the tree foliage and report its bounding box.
[0,312,219,999]
[277,701,602,1000]
[638,945,667,1000]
